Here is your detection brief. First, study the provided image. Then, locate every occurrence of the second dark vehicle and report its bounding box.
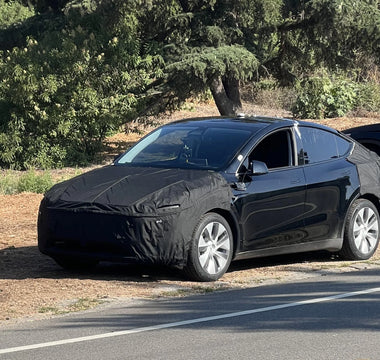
[343,123,380,156]
[38,116,380,281]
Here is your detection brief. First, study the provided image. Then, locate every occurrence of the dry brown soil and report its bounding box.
[1,103,380,325]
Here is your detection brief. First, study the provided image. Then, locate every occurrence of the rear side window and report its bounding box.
[298,127,351,164]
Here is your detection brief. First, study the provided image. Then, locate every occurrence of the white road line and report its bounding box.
[1,286,379,355]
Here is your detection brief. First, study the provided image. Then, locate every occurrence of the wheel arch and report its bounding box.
[341,193,380,238]
[206,208,241,258]
[359,193,380,214]
[339,195,380,260]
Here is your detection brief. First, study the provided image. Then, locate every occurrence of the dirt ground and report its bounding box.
[1,103,380,325]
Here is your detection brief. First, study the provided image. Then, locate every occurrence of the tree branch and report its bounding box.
[177,0,189,13]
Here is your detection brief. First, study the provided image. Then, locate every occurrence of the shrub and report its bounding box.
[0,0,34,29]
[292,75,357,119]
[327,78,356,117]
[292,76,332,119]
[0,168,87,195]
[242,78,297,111]
[0,171,18,195]
[16,171,53,194]
[0,3,158,169]
[354,82,380,113]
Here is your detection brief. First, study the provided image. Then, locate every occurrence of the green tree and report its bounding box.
[138,0,281,115]
[0,1,157,169]
[139,0,380,116]
[1,0,379,168]
[0,0,34,28]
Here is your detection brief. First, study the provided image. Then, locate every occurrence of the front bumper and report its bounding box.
[37,201,190,267]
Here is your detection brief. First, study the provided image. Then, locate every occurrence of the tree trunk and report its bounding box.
[210,77,243,116]
[223,77,242,111]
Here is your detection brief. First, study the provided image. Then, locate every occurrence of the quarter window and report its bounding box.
[336,135,351,157]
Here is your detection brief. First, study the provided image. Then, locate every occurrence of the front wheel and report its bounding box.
[184,213,233,282]
[339,199,380,260]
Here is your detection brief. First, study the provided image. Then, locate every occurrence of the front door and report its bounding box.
[233,128,307,251]
[235,167,306,251]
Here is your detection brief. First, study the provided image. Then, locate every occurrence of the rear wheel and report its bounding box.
[339,199,380,260]
[184,213,233,282]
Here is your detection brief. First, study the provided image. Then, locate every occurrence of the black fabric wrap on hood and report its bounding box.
[38,166,233,267]
[348,144,380,199]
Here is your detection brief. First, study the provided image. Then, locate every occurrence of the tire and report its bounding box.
[184,213,233,282]
[339,199,380,260]
[53,256,98,271]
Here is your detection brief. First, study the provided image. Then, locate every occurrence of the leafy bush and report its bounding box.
[327,78,356,117]
[0,170,53,194]
[292,75,357,119]
[0,171,18,194]
[0,2,158,169]
[0,167,87,195]
[354,82,380,113]
[0,0,34,29]
[16,170,53,194]
[292,76,331,119]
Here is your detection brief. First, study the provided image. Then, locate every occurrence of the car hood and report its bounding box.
[43,165,232,215]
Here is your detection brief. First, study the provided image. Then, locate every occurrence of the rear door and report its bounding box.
[296,126,357,242]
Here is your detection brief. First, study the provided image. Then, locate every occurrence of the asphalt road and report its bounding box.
[1,268,380,360]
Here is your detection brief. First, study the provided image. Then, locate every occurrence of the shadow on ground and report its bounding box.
[0,244,339,282]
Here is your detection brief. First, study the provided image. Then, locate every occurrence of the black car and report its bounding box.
[343,123,380,156]
[38,116,380,281]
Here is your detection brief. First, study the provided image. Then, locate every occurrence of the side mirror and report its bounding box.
[249,160,269,175]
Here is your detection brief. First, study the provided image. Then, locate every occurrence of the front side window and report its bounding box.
[248,130,293,170]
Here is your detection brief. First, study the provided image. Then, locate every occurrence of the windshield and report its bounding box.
[116,125,253,170]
